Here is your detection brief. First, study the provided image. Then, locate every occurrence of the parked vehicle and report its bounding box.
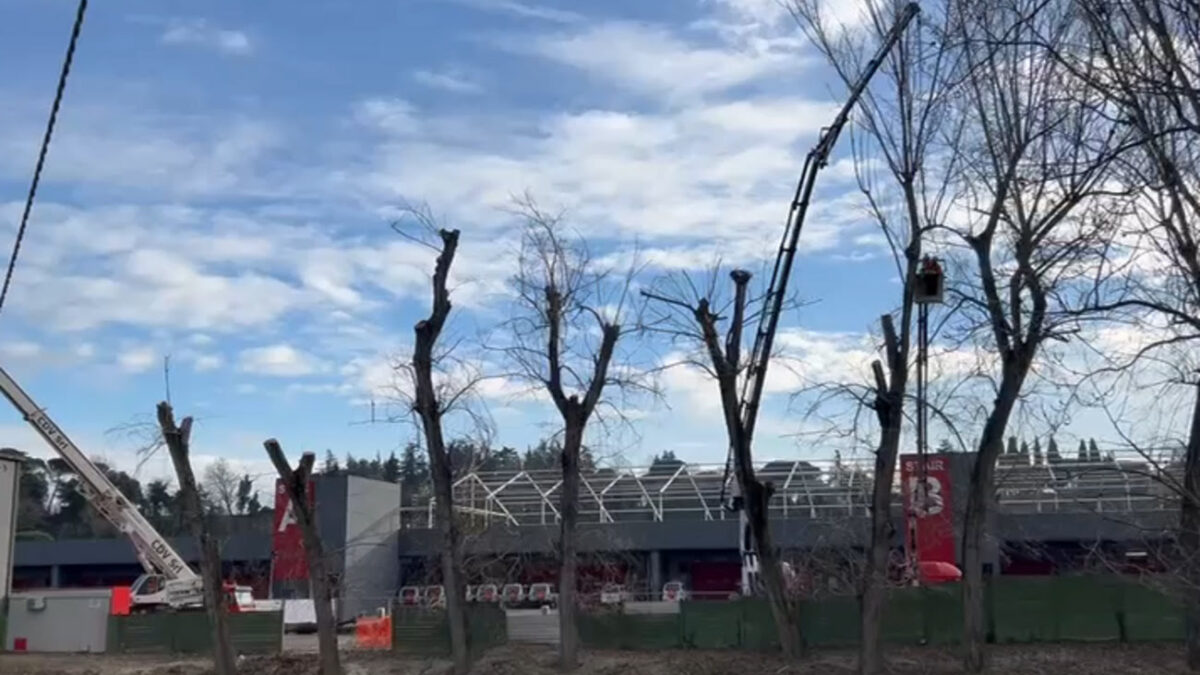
[501,583,525,607]
[475,584,499,603]
[423,585,445,608]
[599,583,629,605]
[528,582,557,608]
[662,581,688,602]
[398,586,421,606]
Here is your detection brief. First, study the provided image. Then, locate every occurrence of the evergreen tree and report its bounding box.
[1088,438,1102,463]
[1078,440,1088,462]
[399,442,430,527]
[936,438,955,454]
[523,439,560,471]
[479,446,520,472]
[322,450,341,476]
[1032,438,1043,466]
[235,475,251,515]
[382,451,401,483]
[1006,436,1019,455]
[17,458,51,535]
[1019,440,1030,464]
[448,439,482,475]
[521,438,596,473]
[1047,436,1062,464]
[649,450,685,475]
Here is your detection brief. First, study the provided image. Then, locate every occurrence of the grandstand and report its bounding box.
[401,451,1181,528]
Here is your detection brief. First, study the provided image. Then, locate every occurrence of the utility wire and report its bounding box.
[0,0,88,319]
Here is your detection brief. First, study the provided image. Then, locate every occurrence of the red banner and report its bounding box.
[271,479,314,583]
[900,454,955,574]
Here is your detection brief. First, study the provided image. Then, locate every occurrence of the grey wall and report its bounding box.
[0,452,22,597]
[396,517,880,557]
[338,476,399,621]
[7,589,111,652]
[315,474,349,578]
[395,509,1175,559]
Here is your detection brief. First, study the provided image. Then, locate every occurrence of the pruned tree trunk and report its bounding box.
[860,310,912,675]
[861,401,903,673]
[264,440,340,675]
[156,402,236,675]
[742,473,802,657]
[962,366,1024,673]
[1181,382,1200,669]
[411,228,469,675]
[694,271,804,658]
[558,420,583,668]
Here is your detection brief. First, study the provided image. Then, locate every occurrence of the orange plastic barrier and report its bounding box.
[355,616,392,649]
[110,586,132,616]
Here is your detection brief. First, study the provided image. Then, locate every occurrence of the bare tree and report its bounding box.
[408,220,470,675]
[202,458,239,516]
[944,0,1126,669]
[1058,1,1200,664]
[789,1,963,671]
[643,269,802,658]
[264,440,340,675]
[156,402,235,675]
[499,198,645,670]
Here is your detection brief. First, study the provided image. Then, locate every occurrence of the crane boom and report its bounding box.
[0,365,196,582]
[730,2,920,595]
[737,1,919,443]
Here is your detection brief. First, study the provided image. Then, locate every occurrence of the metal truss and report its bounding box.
[406,452,1184,528]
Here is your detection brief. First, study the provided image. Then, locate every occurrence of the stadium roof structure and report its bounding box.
[401,452,1183,529]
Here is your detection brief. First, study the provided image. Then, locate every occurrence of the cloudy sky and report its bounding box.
[2,0,1131,489]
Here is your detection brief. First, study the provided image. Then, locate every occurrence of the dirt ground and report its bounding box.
[0,643,1190,675]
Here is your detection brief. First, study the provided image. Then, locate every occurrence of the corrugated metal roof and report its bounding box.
[14,533,270,567]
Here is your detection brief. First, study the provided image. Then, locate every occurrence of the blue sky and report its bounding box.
[0,0,935,489]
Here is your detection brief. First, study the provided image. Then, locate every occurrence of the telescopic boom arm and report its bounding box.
[736,1,920,443]
[0,366,196,582]
[728,2,920,595]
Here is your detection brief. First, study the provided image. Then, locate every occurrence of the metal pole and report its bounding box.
[912,300,931,582]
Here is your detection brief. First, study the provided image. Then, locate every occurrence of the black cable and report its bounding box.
[0,0,89,319]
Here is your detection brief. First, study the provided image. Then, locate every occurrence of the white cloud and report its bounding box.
[0,107,282,199]
[238,344,324,377]
[412,68,484,95]
[190,353,223,372]
[0,341,41,359]
[351,96,861,259]
[118,346,158,373]
[161,19,252,56]
[515,21,799,101]
[446,0,581,24]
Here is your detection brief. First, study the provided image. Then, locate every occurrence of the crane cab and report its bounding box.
[129,574,253,612]
[130,573,170,610]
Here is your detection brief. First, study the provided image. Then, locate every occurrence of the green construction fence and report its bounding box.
[576,575,1188,652]
[391,604,507,658]
[107,610,283,655]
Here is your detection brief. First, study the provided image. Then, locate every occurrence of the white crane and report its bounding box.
[728,2,921,596]
[0,365,252,610]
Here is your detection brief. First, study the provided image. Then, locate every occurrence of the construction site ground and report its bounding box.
[0,643,1191,675]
